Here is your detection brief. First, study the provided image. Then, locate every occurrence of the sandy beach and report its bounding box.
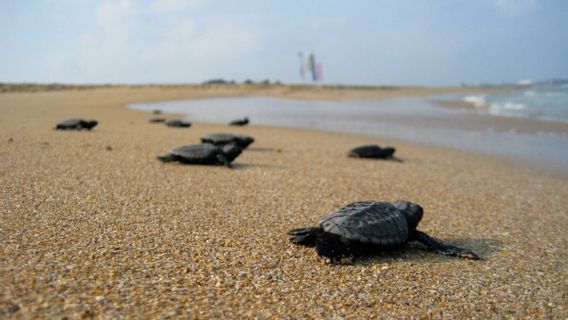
[1,84,567,318]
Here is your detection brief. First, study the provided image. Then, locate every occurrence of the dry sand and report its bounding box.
[1,85,567,319]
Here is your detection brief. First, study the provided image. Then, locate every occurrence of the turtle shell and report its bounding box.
[201,133,254,148]
[202,133,237,144]
[348,145,395,158]
[165,119,191,128]
[58,119,83,127]
[318,201,409,246]
[229,117,249,126]
[56,118,98,130]
[169,144,220,163]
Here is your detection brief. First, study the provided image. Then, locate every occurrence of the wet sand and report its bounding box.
[1,85,567,318]
[436,98,568,134]
[130,95,568,172]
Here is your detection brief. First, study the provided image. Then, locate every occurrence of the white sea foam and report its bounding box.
[503,102,525,111]
[463,95,488,108]
[517,79,533,86]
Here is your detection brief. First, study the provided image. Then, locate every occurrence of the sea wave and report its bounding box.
[502,102,526,111]
[463,95,488,108]
[476,81,568,123]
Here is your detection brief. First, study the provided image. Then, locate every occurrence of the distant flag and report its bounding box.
[299,52,323,83]
[298,52,305,80]
[316,64,323,82]
[306,53,313,79]
[308,53,317,82]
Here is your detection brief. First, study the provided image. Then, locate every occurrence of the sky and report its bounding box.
[1,0,567,86]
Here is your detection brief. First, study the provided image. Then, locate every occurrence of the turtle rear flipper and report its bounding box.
[413,230,480,260]
[288,227,322,246]
[315,232,357,264]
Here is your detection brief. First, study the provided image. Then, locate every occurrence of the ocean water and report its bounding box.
[129,95,568,172]
[461,81,568,123]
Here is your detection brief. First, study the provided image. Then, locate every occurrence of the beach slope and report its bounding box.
[1,85,567,318]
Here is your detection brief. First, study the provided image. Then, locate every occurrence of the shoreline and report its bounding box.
[1,86,567,318]
[129,94,568,174]
[435,98,568,130]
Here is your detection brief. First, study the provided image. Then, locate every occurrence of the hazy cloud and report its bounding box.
[68,0,261,81]
[96,0,141,44]
[43,0,89,5]
[149,0,206,12]
[492,0,542,16]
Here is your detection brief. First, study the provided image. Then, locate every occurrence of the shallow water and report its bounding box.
[461,82,568,123]
[129,96,568,172]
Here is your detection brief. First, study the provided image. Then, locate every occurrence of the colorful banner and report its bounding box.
[309,54,316,82]
[298,52,305,80]
[299,52,322,83]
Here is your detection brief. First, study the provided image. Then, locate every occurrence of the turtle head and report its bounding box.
[236,136,254,148]
[222,142,242,162]
[382,147,396,158]
[81,120,98,130]
[394,200,423,230]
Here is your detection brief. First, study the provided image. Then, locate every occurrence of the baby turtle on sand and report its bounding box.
[201,133,254,149]
[149,118,167,123]
[165,119,192,128]
[157,143,242,168]
[288,200,480,264]
[348,145,396,159]
[56,119,98,130]
[229,117,249,126]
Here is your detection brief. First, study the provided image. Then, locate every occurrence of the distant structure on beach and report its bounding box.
[298,51,323,83]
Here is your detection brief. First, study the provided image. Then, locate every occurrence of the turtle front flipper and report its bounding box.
[216,154,232,168]
[413,230,480,260]
[288,227,322,246]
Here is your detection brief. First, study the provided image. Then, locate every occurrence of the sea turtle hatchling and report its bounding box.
[157,143,242,168]
[149,117,167,123]
[348,144,396,159]
[201,133,254,149]
[56,118,98,130]
[288,200,480,264]
[165,119,192,128]
[229,117,249,126]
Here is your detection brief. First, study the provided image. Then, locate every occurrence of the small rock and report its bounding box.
[7,302,20,314]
